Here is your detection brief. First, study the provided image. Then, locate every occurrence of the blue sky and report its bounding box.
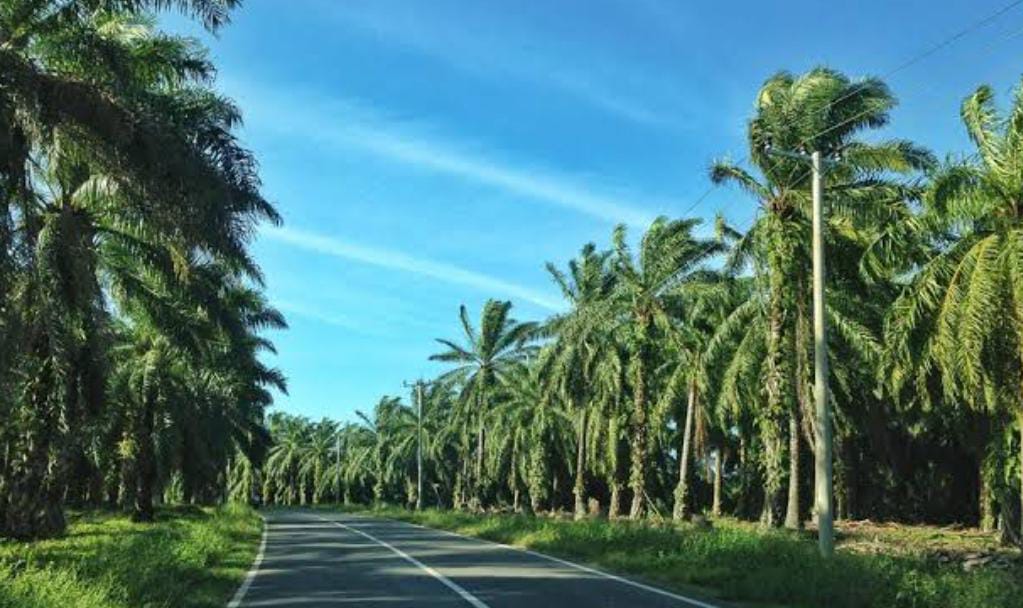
[163,0,1023,422]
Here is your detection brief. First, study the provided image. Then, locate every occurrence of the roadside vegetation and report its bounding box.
[343,506,1022,608]
[0,0,284,541]
[0,505,262,608]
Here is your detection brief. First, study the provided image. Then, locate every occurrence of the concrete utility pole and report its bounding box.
[415,381,424,511]
[403,379,426,511]
[811,150,834,557]
[764,145,834,557]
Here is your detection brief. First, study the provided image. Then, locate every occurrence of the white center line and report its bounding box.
[315,515,490,608]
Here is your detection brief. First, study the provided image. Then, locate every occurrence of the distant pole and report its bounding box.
[405,379,426,511]
[336,431,341,504]
[416,381,424,511]
[811,150,834,557]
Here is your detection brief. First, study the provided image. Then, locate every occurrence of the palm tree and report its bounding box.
[665,276,736,520]
[299,421,337,505]
[586,341,628,518]
[710,67,931,527]
[543,243,616,518]
[886,80,1023,543]
[112,327,185,522]
[430,300,536,510]
[265,414,310,505]
[489,362,572,513]
[602,217,722,519]
[377,398,422,508]
[339,422,378,505]
[354,401,384,505]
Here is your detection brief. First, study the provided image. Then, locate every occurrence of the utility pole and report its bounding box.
[403,379,426,511]
[811,150,834,557]
[336,430,341,504]
[415,381,423,511]
[764,145,834,557]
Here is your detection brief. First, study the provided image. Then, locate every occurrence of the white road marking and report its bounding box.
[367,514,721,608]
[227,515,269,608]
[315,514,490,608]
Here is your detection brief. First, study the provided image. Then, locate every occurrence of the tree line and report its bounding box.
[264,69,1023,545]
[0,1,285,539]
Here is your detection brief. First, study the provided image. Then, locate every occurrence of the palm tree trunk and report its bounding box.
[1018,412,1023,541]
[0,344,68,538]
[374,453,384,505]
[735,434,750,518]
[529,486,542,514]
[458,451,471,510]
[573,407,587,520]
[762,273,787,528]
[980,443,996,531]
[712,448,725,517]
[609,480,621,519]
[673,380,697,521]
[133,395,156,523]
[0,432,65,539]
[473,424,485,512]
[510,435,520,513]
[470,386,487,512]
[528,439,546,514]
[785,407,802,529]
[786,293,810,530]
[313,463,322,505]
[628,350,648,520]
[607,415,622,519]
[760,420,783,528]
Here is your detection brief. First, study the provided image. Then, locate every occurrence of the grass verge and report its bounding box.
[334,505,1022,608]
[0,504,262,608]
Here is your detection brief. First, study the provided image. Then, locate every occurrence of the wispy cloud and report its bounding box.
[319,2,687,130]
[233,82,660,229]
[273,299,368,333]
[263,226,563,312]
[348,125,659,229]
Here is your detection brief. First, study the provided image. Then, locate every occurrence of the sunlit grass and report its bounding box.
[338,505,1022,608]
[0,504,261,608]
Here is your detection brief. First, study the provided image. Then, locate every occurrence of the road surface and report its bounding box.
[230,509,721,608]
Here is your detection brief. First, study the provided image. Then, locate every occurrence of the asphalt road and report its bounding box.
[230,509,722,608]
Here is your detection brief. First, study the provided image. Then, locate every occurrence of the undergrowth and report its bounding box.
[0,504,261,608]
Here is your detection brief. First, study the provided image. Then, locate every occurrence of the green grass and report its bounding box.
[334,506,1022,608]
[0,504,262,608]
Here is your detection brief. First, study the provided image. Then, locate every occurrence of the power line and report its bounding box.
[677,0,1023,221]
[683,0,1023,279]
